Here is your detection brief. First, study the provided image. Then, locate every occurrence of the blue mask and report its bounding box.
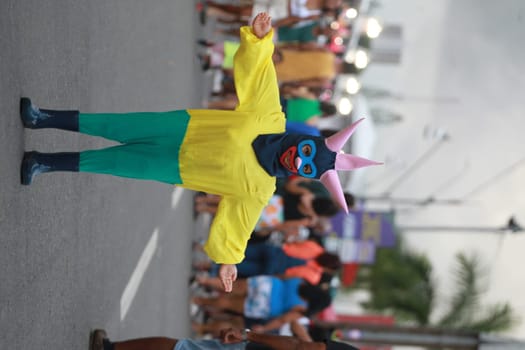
[289,139,318,178]
[252,134,336,179]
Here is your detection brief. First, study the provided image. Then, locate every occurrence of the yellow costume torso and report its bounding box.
[178,27,285,264]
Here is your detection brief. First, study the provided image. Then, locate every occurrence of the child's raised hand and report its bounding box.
[252,12,272,39]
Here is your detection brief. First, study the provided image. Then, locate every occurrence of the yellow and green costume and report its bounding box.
[78,27,284,264]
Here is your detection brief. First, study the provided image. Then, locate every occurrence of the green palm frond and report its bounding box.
[437,252,484,327]
[364,243,435,324]
[357,240,517,334]
[460,303,519,332]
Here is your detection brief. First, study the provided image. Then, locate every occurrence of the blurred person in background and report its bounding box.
[203,0,342,28]
[192,315,313,341]
[196,239,341,284]
[89,326,359,350]
[192,276,332,335]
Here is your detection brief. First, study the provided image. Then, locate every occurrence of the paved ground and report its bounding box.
[0,1,212,348]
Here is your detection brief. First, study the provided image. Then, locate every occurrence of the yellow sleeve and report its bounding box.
[203,195,268,264]
[234,26,282,115]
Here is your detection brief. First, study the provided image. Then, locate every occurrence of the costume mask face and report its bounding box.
[278,136,335,179]
[280,139,317,178]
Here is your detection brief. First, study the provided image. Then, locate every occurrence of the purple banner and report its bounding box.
[323,237,376,264]
[329,210,396,247]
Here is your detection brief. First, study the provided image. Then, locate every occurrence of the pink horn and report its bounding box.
[335,153,383,171]
[325,118,365,152]
[320,170,348,213]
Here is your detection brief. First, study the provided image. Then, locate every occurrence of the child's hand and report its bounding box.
[252,12,272,39]
[220,328,243,344]
[219,264,237,292]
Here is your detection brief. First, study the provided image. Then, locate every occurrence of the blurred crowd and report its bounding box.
[190,0,361,343]
[196,0,364,133]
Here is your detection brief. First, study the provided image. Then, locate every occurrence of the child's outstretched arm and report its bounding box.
[233,12,283,115]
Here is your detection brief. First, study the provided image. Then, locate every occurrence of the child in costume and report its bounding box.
[20,13,380,292]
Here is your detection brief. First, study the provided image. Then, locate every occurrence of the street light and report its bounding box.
[345,8,358,19]
[366,17,382,38]
[399,216,523,234]
[506,216,523,233]
[337,97,353,115]
[357,195,464,207]
[345,76,361,94]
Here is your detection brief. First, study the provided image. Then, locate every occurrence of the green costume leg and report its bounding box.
[80,143,182,184]
[78,110,190,184]
[79,110,190,143]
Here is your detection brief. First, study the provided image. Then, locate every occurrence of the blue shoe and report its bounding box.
[20,151,79,185]
[20,97,46,128]
[20,97,79,131]
[20,152,48,185]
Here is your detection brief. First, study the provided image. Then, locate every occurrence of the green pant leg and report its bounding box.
[79,110,190,143]
[79,143,182,184]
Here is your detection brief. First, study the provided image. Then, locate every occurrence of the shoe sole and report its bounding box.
[20,152,35,185]
[20,97,34,128]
